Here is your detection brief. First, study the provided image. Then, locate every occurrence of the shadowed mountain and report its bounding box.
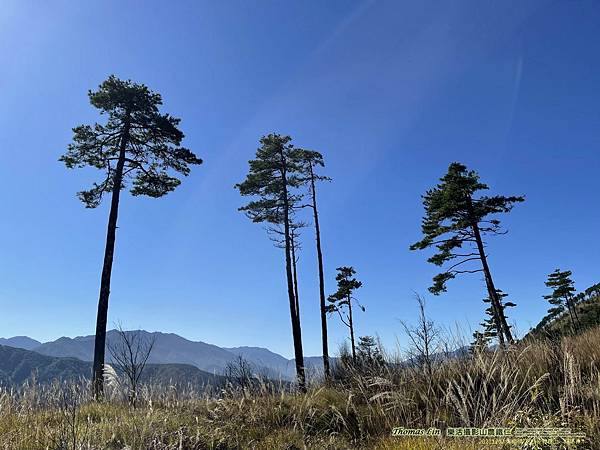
[0,344,89,385]
[0,344,225,387]
[0,336,42,351]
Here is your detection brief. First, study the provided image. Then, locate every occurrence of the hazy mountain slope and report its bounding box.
[224,346,290,370]
[141,332,238,373]
[290,356,337,378]
[0,336,42,351]
[34,335,94,360]
[35,330,255,374]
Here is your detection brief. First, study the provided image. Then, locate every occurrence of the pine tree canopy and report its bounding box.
[298,149,325,169]
[327,266,363,313]
[410,162,524,294]
[297,149,331,183]
[543,269,577,313]
[544,269,576,301]
[60,75,202,208]
[235,134,305,224]
[357,335,384,365]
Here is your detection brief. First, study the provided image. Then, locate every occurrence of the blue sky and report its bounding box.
[1,1,599,358]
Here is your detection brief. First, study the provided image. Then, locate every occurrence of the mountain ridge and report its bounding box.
[2,330,329,380]
[0,336,42,351]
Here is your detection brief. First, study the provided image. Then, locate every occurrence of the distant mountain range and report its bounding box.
[0,330,480,387]
[0,330,330,381]
[0,344,225,387]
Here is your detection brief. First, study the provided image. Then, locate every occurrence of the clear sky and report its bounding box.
[1,1,599,358]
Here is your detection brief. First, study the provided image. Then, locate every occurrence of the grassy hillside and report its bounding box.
[526,288,600,340]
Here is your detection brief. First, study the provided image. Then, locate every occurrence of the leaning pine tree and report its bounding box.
[60,76,202,398]
[235,134,306,391]
[410,162,523,347]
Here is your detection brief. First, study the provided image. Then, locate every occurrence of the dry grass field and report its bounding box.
[1,327,599,449]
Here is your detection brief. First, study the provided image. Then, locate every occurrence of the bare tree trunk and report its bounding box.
[280,152,306,392]
[347,293,356,362]
[92,120,130,399]
[308,162,330,380]
[466,196,513,346]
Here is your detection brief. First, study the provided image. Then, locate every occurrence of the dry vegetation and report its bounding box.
[2,327,600,449]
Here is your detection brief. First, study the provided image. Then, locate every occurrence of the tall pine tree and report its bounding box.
[235,134,307,391]
[410,162,523,346]
[298,149,332,381]
[60,76,202,398]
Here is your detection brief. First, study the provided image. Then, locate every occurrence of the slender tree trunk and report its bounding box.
[565,300,574,330]
[92,120,130,399]
[290,231,300,319]
[568,294,581,328]
[280,153,306,392]
[565,296,578,332]
[308,162,330,381]
[347,293,356,362]
[489,297,506,348]
[466,197,514,346]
